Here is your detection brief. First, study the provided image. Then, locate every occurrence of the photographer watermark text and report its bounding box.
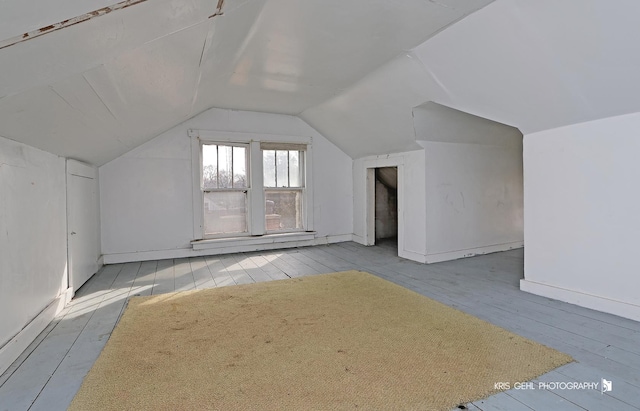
[494,378,612,393]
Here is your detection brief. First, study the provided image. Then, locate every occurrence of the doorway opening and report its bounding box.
[370,167,398,252]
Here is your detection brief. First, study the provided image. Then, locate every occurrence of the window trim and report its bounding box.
[262,146,305,233]
[262,148,305,189]
[201,141,250,190]
[200,142,250,238]
[190,129,313,241]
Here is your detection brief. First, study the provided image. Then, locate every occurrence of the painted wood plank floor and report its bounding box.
[1,241,639,410]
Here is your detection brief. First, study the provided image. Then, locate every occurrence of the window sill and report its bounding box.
[191,231,316,251]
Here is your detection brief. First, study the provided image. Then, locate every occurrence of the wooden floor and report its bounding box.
[1,241,639,410]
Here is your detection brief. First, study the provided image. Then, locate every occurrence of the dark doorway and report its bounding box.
[374,167,398,250]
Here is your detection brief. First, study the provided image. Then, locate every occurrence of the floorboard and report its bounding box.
[472,392,533,410]
[152,259,175,295]
[189,257,216,290]
[231,254,272,283]
[2,242,639,411]
[130,260,157,297]
[219,255,253,285]
[173,258,196,292]
[245,254,289,281]
[204,256,236,287]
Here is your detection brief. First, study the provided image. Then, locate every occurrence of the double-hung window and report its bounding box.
[201,143,249,237]
[262,143,306,232]
[193,131,312,241]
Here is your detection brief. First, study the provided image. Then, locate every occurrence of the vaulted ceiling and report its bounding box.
[1,0,639,165]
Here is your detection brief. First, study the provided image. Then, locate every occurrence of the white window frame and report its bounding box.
[190,130,314,241]
[200,142,251,238]
[261,143,306,233]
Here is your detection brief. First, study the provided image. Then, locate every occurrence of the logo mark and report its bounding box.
[601,378,612,393]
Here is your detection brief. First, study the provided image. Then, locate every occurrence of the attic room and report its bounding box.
[1,0,639,409]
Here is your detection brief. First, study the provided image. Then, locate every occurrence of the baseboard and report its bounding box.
[398,249,427,264]
[0,287,73,377]
[192,232,316,251]
[104,248,193,263]
[351,234,366,246]
[425,241,524,264]
[312,234,353,245]
[103,234,354,264]
[520,280,640,322]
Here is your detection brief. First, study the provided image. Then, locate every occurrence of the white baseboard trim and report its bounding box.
[192,232,316,251]
[312,234,353,245]
[399,249,427,264]
[351,234,366,246]
[520,280,640,322]
[0,287,73,376]
[103,234,354,264]
[425,241,524,264]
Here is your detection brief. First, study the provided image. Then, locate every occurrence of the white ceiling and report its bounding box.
[411,0,640,135]
[0,0,493,165]
[1,0,639,164]
[306,0,640,157]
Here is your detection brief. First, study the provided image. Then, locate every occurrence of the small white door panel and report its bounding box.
[67,160,100,292]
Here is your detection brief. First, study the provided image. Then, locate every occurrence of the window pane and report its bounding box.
[204,191,247,235]
[202,144,218,189]
[263,150,276,188]
[233,146,247,188]
[218,145,233,188]
[289,151,302,187]
[265,190,302,231]
[276,150,289,187]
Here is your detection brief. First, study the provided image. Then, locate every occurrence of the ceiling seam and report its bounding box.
[82,73,120,123]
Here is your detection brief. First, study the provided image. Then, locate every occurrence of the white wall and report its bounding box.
[521,112,640,321]
[0,136,70,374]
[412,102,524,263]
[353,150,427,263]
[100,108,353,261]
[422,141,524,262]
[352,139,522,265]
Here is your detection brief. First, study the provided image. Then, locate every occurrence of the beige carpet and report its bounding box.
[70,271,572,411]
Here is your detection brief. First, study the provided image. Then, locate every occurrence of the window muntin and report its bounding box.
[193,134,311,240]
[201,143,248,236]
[202,144,247,189]
[262,149,304,188]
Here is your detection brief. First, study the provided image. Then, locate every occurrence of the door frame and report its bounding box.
[364,158,404,254]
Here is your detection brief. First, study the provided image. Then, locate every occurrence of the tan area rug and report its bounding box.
[70,271,572,411]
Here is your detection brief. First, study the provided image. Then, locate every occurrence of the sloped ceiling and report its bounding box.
[1,0,639,164]
[0,0,493,165]
[0,0,489,165]
[411,0,640,135]
[303,0,640,158]
[413,102,521,146]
